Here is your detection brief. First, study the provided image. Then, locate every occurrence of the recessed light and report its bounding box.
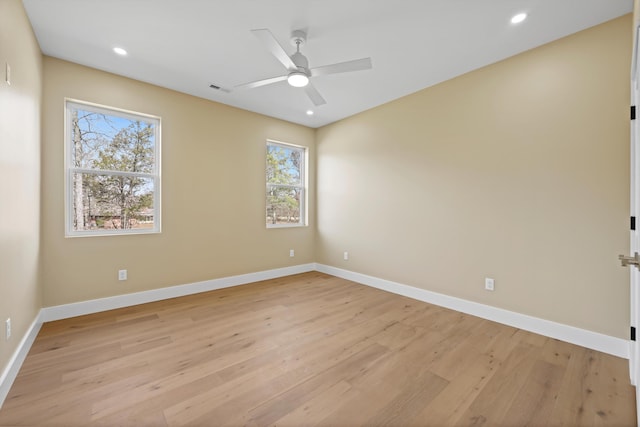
[306,110,314,116]
[511,13,527,24]
[113,47,128,56]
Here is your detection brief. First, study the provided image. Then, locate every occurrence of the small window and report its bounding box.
[266,141,307,228]
[65,99,161,237]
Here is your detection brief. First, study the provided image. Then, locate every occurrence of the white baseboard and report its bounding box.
[41,263,316,322]
[315,264,630,359]
[0,316,42,409]
[1,261,629,410]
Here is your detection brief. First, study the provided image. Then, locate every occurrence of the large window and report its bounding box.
[266,141,307,228]
[65,99,161,237]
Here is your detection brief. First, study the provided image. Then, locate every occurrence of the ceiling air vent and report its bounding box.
[209,83,230,93]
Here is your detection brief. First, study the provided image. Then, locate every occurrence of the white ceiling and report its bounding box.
[23,0,632,128]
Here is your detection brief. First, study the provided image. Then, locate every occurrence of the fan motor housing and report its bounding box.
[291,52,309,70]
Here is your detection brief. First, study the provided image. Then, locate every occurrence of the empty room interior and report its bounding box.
[2,0,640,425]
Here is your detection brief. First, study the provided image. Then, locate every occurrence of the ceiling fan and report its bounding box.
[236,29,373,106]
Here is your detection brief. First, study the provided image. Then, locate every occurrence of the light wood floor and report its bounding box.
[0,272,635,426]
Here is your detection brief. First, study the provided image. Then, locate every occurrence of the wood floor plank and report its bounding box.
[460,341,542,425]
[550,347,634,426]
[363,367,449,427]
[0,272,635,426]
[500,359,565,426]
[411,352,499,426]
[244,343,389,427]
[269,379,354,427]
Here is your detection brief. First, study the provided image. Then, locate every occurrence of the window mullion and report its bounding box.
[267,183,303,189]
[71,167,155,179]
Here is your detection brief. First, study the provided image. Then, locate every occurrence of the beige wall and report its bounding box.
[0,0,42,373]
[316,15,632,338]
[41,58,315,306]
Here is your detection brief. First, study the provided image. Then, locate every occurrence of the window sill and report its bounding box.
[266,223,307,229]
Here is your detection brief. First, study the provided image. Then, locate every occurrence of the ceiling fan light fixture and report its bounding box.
[287,71,309,87]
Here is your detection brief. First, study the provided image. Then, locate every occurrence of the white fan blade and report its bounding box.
[304,83,326,106]
[310,57,372,77]
[235,75,288,90]
[251,29,298,71]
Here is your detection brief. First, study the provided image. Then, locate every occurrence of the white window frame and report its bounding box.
[64,99,161,237]
[266,140,308,228]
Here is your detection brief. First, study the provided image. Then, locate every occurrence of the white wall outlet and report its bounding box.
[485,277,495,291]
[5,318,11,340]
[344,251,349,261]
[289,249,295,257]
[5,63,10,86]
[118,269,128,281]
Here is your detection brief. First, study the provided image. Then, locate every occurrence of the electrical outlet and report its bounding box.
[289,249,295,257]
[118,269,127,281]
[344,251,349,261]
[485,277,495,291]
[5,318,11,340]
[5,63,10,86]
